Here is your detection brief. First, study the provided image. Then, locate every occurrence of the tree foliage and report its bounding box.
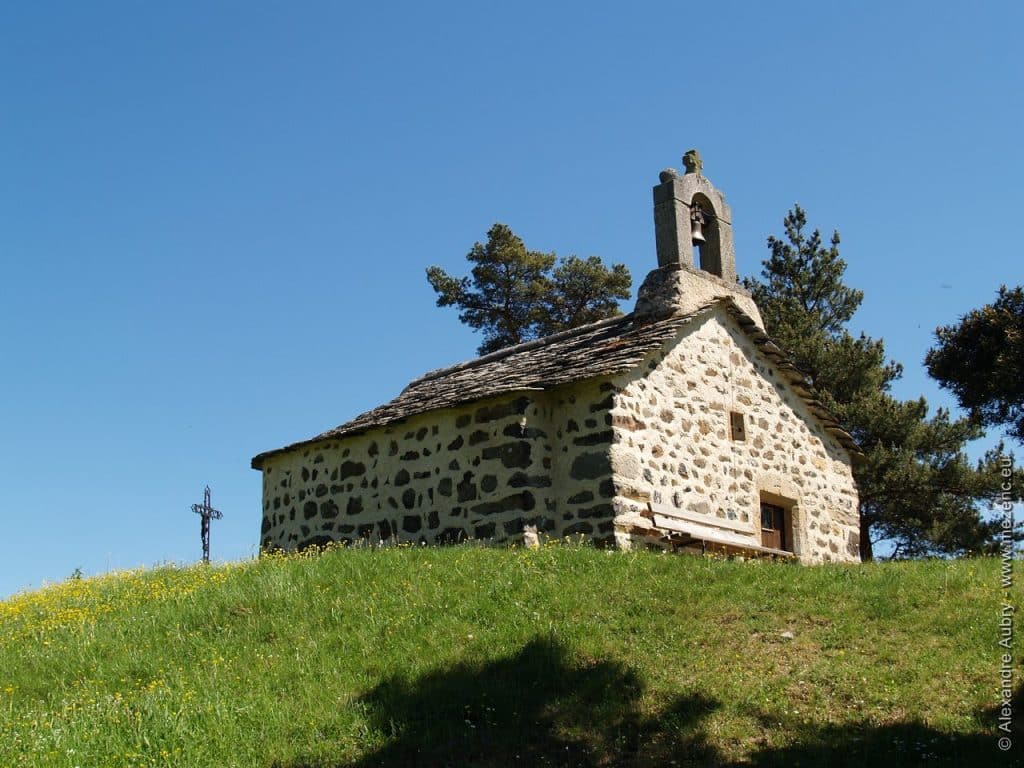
[925,285,1024,443]
[427,223,631,355]
[745,205,1011,559]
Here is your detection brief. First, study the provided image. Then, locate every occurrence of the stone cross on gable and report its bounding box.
[191,485,223,564]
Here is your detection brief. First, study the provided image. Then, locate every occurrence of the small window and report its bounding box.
[730,411,746,441]
[759,501,790,552]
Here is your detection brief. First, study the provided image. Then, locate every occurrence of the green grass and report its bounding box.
[0,545,1020,767]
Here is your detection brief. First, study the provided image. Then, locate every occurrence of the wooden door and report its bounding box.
[760,502,787,551]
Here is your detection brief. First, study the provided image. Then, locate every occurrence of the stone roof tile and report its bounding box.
[251,299,860,469]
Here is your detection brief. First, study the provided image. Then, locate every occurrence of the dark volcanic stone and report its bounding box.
[472,491,535,516]
[502,517,525,536]
[303,501,318,520]
[577,503,614,519]
[402,488,416,510]
[475,397,530,423]
[438,477,453,497]
[403,515,422,533]
[508,472,551,488]
[340,461,366,480]
[346,497,364,515]
[530,515,557,532]
[469,430,490,446]
[573,430,613,447]
[394,469,410,486]
[447,435,464,451]
[474,522,496,539]
[567,490,594,505]
[571,452,610,480]
[455,414,472,429]
[457,472,477,502]
[378,519,393,540]
[482,441,532,469]
[428,509,440,529]
[481,475,498,493]
[502,423,547,439]
[401,451,420,461]
[320,500,340,519]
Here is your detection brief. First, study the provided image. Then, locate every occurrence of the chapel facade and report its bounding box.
[251,154,862,563]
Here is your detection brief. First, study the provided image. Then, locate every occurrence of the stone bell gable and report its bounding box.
[251,152,862,563]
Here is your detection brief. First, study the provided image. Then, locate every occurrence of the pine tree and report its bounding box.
[926,285,1024,443]
[746,206,1008,559]
[427,224,631,355]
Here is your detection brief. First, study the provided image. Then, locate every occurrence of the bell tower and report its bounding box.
[652,149,737,280]
[636,149,763,326]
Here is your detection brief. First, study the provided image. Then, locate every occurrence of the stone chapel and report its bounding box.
[252,153,862,563]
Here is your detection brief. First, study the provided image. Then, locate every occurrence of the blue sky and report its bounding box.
[1,2,1021,596]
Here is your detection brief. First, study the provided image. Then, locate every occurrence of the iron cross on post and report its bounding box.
[191,485,223,564]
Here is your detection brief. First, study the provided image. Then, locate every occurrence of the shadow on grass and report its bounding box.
[743,686,1022,767]
[322,636,718,767]
[278,637,1020,767]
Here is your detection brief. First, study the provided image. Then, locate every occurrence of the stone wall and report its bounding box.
[258,306,860,563]
[259,380,618,552]
[608,305,860,562]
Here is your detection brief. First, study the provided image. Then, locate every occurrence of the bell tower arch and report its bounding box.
[637,149,763,327]
[652,149,737,282]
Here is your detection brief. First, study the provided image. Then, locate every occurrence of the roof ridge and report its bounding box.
[405,313,631,389]
[406,296,741,390]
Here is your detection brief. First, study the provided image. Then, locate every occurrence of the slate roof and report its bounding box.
[251,299,860,469]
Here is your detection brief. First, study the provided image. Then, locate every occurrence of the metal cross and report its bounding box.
[191,485,223,564]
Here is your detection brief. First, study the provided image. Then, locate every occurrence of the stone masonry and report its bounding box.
[253,153,862,563]
[259,380,618,551]
[608,304,860,561]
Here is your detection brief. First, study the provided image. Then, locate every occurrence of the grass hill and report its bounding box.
[0,545,1019,767]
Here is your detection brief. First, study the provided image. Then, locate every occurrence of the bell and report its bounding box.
[690,208,707,244]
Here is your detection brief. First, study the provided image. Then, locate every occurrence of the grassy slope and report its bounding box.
[0,546,1019,767]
